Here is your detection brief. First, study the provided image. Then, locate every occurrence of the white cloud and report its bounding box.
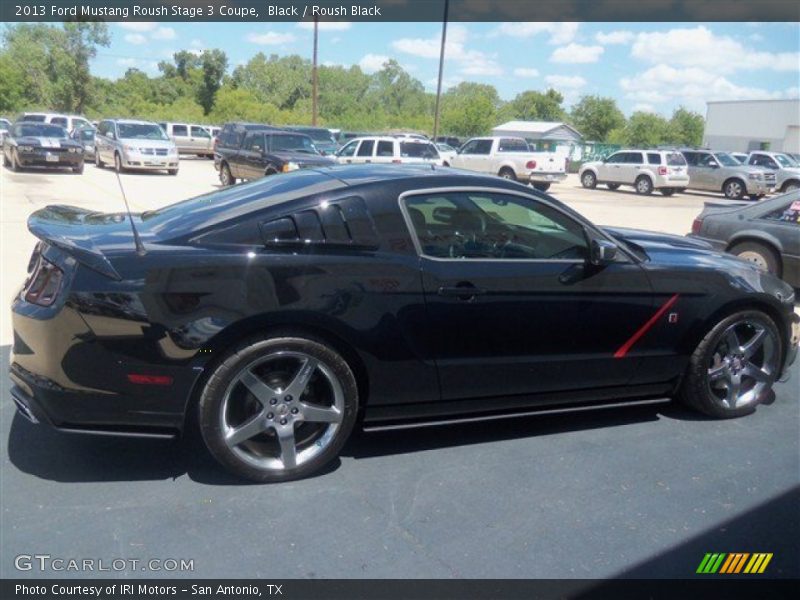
[544,74,587,89]
[151,27,176,41]
[358,54,389,73]
[631,26,800,73]
[595,30,634,45]
[115,58,159,73]
[427,75,463,90]
[513,67,539,78]
[118,22,158,32]
[620,64,800,110]
[190,39,204,49]
[492,23,579,45]
[124,33,147,45]
[392,25,503,77]
[246,32,296,45]
[550,43,604,64]
[297,21,352,31]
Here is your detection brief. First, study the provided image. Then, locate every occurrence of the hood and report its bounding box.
[272,150,336,165]
[119,138,175,149]
[17,136,81,148]
[731,165,772,175]
[604,226,713,252]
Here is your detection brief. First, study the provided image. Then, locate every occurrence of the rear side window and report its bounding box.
[191,126,210,138]
[647,153,661,165]
[666,152,686,166]
[625,152,644,164]
[400,142,439,158]
[762,200,800,224]
[473,139,493,155]
[376,141,394,157]
[357,140,375,157]
[219,125,238,147]
[497,138,528,152]
[172,124,188,136]
[50,117,68,127]
[22,114,46,122]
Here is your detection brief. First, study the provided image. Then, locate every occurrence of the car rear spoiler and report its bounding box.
[27,205,122,280]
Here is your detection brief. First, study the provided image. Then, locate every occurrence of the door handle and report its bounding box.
[438,283,486,300]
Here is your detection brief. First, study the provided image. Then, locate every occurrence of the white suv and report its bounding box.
[335,136,442,166]
[20,112,92,133]
[579,149,690,196]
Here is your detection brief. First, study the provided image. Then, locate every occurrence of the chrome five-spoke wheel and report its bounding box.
[200,336,358,482]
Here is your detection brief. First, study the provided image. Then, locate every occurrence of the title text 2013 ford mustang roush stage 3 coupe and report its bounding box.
[9,165,799,482]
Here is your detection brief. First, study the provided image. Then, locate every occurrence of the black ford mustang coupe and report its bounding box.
[10,165,799,481]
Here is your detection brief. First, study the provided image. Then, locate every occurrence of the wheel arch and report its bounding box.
[780,178,800,192]
[180,314,370,431]
[721,176,746,193]
[726,232,784,259]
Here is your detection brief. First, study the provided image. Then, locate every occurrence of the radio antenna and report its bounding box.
[114,168,147,256]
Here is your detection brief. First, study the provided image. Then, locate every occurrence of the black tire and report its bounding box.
[723,178,745,199]
[72,163,84,174]
[498,167,516,181]
[728,240,781,276]
[679,310,781,419]
[634,175,653,195]
[676,188,686,193]
[533,182,550,192]
[660,188,675,196]
[781,180,800,193]
[168,168,178,176]
[606,183,620,190]
[748,194,764,202]
[442,162,450,167]
[114,152,124,173]
[581,170,597,189]
[95,150,104,168]
[265,167,279,177]
[220,162,235,186]
[198,334,359,482]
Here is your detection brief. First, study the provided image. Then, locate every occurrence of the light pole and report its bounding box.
[312,16,319,126]
[432,0,449,141]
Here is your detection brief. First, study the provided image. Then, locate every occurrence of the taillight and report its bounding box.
[658,166,668,175]
[24,256,63,306]
[526,160,537,169]
[392,159,402,163]
[691,217,703,235]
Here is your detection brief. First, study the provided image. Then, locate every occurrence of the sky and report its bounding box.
[91,21,800,116]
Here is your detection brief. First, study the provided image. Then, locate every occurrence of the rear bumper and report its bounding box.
[522,171,567,184]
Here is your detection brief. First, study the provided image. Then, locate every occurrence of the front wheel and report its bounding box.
[723,178,745,199]
[581,171,597,189]
[168,168,178,176]
[679,311,781,419]
[95,150,104,168]
[782,180,799,193]
[114,153,124,173]
[220,162,234,186]
[498,167,516,181]
[72,163,84,174]
[198,334,359,482]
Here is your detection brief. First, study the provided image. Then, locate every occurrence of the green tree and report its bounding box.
[0,54,25,112]
[623,111,671,147]
[197,49,228,115]
[668,107,704,146]
[507,89,566,122]
[440,82,500,137]
[570,95,626,142]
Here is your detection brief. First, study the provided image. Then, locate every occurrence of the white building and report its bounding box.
[491,121,584,159]
[703,99,800,153]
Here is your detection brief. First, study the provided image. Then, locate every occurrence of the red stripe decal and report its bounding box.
[614,294,680,359]
[127,374,174,386]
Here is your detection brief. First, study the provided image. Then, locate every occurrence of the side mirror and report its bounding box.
[590,238,618,266]
[709,161,719,168]
[252,145,261,152]
[108,132,116,140]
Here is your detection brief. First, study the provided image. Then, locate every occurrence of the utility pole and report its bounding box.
[312,16,319,126]
[432,0,449,141]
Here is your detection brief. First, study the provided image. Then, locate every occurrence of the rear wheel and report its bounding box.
[680,311,781,418]
[723,178,745,199]
[635,175,653,195]
[660,188,675,196]
[729,241,781,276]
[220,162,234,186]
[606,183,620,190]
[532,182,550,192]
[498,167,516,181]
[581,171,597,189]
[199,334,359,482]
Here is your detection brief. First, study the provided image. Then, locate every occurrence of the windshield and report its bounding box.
[271,134,318,153]
[14,123,68,138]
[296,128,336,144]
[400,142,439,159]
[437,143,455,152]
[775,154,798,168]
[118,123,169,141]
[77,129,95,141]
[714,152,740,167]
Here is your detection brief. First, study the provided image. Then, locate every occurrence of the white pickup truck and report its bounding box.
[449,136,567,191]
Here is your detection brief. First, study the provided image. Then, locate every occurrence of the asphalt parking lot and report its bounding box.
[1,159,798,579]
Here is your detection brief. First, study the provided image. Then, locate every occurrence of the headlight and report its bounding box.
[124,145,140,154]
[18,145,34,153]
[68,147,82,154]
[748,173,763,180]
[283,162,300,172]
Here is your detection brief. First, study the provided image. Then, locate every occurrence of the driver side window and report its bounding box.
[404,192,588,260]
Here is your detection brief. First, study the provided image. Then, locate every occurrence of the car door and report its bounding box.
[96,121,112,163]
[692,152,719,190]
[373,140,395,164]
[237,132,263,179]
[336,140,359,164]
[170,124,189,154]
[401,188,654,402]
[190,125,212,154]
[600,152,625,182]
[353,139,375,164]
[622,151,644,184]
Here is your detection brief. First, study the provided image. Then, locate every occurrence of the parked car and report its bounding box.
[335,136,443,167]
[450,136,567,191]
[159,122,214,158]
[213,122,283,173]
[680,149,775,200]
[689,191,800,287]
[94,119,179,175]
[19,112,92,133]
[747,152,800,193]
[2,121,84,173]
[283,126,339,156]
[71,127,96,159]
[10,165,798,482]
[436,142,458,165]
[435,135,461,148]
[580,149,689,196]
[216,128,334,186]
[731,152,750,164]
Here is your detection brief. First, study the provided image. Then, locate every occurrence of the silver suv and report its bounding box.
[680,149,775,200]
[95,119,179,175]
[579,149,689,195]
[747,152,800,193]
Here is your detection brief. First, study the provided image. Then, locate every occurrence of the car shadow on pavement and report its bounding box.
[7,396,708,485]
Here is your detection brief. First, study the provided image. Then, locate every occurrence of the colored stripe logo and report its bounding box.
[614,293,680,358]
[696,553,772,574]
